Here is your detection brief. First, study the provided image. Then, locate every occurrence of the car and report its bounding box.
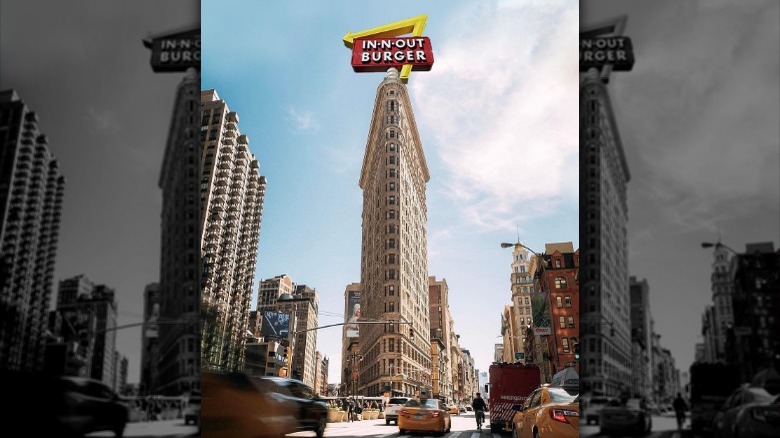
[3,370,129,438]
[449,404,460,415]
[583,396,612,425]
[385,397,411,425]
[398,398,452,435]
[712,383,780,438]
[599,397,652,436]
[183,392,200,426]
[466,405,474,412]
[459,406,467,413]
[256,377,328,438]
[201,370,297,438]
[511,384,579,438]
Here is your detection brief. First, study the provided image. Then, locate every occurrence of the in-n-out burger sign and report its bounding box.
[143,27,200,73]
[351,37,434,73]
[580,36,635,72]
[343,14,432,82]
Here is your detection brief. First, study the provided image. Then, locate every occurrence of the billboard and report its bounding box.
[142,27,200,73]
[261,310,290,340]
[345,291,361,339]
[351,37,434,73]
[579,36,635,72]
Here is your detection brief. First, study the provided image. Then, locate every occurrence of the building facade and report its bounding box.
[140,283,160,394]
[542,242,580,373]
[156,70,201,395]
[508,243,534,361]
[56,275,118,385]
[629,277,653,400]
[356,68,432,397]
[0,90,66,373]
[200,89,266,374]
[580,71,633,397]
[709,245,735,362]
[729,242,779,383]
[429,276,452,401]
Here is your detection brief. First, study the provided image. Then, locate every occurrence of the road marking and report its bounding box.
[449,433,460,438]
[492,434,501,438]
[471,433,481,438]
[377,433,397,437]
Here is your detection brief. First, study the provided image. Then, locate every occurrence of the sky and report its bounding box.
[583,0,780,375]
[0,0,199,384]
[202,0,579,381]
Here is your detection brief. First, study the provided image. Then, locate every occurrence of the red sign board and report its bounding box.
[351,37,434,73]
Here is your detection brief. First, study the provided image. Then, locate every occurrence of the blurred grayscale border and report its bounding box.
[579,1,779,438]
[0,1,200,436]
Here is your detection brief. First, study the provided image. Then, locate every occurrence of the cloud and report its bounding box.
[412,0,579,232]
[85,106,120,131]
[615,1,780,232]
[288,106,321,132]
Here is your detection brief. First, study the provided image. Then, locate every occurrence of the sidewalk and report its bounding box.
[86,419,198,437]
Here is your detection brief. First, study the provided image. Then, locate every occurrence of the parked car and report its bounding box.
[385,397,411,425]
[599,397,652,436]
[183,392,200,426]
[201,370,297,438]
[466,405,474,412]
[511,384,579,438]
[398,398,452,435]
[256,377,328,438]
[712,384,780,438]
[584,396,612,425]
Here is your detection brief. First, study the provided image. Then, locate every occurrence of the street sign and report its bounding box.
[515,352,525,360]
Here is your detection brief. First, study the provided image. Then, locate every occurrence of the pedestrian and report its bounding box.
[673,392,688,431]
[348,399,354,422]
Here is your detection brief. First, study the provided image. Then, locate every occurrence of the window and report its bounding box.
[388,182,396,191]
[562,338,570,353]
[568,316,575,328]
[388,210,396,219]
[389,143,396,152]
[389,169,396,178]
[389,339,395,352]
[389,156,396,165]
[387,239,396,249]
[555,277,568,289]
[389,101,396,111]
[565,296,572,308]
[388,224,396,233]
[388,196,396,205]
[389,301,395,312]
[556,296,563,308]
[387,269,395,280]
[555,259,561,268]
[388,285,395,295]
[389,130,396,138]
[559,316,566,329]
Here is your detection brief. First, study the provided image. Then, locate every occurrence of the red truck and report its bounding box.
[487,363,542,433]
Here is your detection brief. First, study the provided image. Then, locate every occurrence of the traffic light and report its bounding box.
[573,343,579,360]
[282,346,289,361]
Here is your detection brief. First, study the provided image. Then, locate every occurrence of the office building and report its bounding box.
[0,90,66,372]
[356,68,432,397]
[200,88,266,374]
[580,70,633,396]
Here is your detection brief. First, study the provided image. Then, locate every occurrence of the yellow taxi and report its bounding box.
[398,398,452,435]
[511,384,579,438]
[449,404,460,415]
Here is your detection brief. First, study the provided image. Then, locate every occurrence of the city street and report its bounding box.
[85,419,198,438]
[580,414,693,438]
[288,412,501,438]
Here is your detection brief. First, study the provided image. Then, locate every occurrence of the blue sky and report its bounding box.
[203,0,579,382]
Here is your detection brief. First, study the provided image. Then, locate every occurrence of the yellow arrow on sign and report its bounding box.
[343,14,428,82]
